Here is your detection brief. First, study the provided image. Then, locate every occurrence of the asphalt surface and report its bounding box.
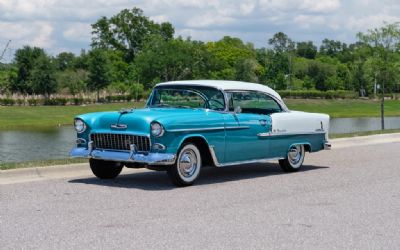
[1,139,400,249]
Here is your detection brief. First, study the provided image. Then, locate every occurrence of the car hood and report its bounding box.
[77,108,224,134]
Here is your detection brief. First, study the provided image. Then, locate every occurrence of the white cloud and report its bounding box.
[63,22,91,42]
[0,0,400,62]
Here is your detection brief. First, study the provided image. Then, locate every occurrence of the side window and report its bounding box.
[228,91,282,115]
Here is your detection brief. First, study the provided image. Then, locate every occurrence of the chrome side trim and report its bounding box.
[225,126,250,130]
[208,145,284,167]
[257,131,326,137]
[168,126,249,133]
[168,127,225,132]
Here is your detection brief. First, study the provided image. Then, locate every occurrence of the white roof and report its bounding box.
[156,80,282,100]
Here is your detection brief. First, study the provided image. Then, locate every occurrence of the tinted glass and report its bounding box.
[148,86,225,111]
[228,91,282,114]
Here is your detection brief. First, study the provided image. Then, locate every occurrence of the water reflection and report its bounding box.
[330,117,400,134]
[0,127,75,163]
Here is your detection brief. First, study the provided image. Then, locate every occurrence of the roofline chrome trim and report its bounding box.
[209,145,284,167]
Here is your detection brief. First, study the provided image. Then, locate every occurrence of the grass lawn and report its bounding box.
[0,99,400,130]
[0,158,87,170]
[285,99,400,118]
[0,101,145,130]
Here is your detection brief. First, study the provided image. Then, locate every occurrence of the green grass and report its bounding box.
[0,158,87,170]
[0,102,145,130]
[329,128,400,138]
[285,99,400,118]
[1,99,400,130]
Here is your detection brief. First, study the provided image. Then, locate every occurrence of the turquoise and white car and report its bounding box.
[70,80,330,186]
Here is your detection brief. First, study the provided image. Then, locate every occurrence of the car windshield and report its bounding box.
[147,85,226,111]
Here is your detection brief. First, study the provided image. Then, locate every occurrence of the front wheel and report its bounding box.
[89,159,123,179]
[167,143,202,186]
[279,144,305,172]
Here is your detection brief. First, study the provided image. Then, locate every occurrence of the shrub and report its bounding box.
[278,90,358,99]
[0,98,15,106]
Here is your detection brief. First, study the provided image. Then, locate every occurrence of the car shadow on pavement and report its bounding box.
[69,163,329,191]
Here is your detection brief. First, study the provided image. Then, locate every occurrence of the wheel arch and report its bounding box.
[178,135,215,167]
[287,142,312,153]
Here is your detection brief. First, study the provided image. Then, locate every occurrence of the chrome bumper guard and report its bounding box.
[324,141,331,150]
[70,144,176,165]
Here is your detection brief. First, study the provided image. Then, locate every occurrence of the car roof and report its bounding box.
[155,80,282,100]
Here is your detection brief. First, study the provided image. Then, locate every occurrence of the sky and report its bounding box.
[1,0,400,62]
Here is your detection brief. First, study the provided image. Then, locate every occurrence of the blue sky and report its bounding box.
[1,0,399,62]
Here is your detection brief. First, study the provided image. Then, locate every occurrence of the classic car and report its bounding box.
[70,80,330,186]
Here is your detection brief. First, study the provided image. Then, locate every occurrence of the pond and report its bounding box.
[1,117,400,163]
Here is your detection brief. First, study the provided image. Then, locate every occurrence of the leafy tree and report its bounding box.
[56,69,88,96]
[319,39,345,56]
[135,36,211,87]
[357,22,400,94]
[91,8,174,62]
[268,32,295,89]
[12,46,46,94]
[30,54,57,97]
[207,36,259,81]
[268,32,295,53]
[87,49,111,101]
[55,52,76,71]
[296,41,317,59]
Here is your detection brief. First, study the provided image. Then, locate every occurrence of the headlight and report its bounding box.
[151,122,164,137]
[74,118,86,133]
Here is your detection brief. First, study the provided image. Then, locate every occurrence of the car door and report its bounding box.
[223,91,278,163]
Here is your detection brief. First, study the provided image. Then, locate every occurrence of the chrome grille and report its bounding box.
[90,133,150,152]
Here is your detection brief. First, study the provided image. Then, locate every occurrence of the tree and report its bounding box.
[91,8,174,62]
[296,41,317,59]
[56,69,88,96]
[12,46,46,94]
[30,54,57,97]
[207,36,259,81]
[268,32,294,53]
[55,52,76,71]
[87,49,111,101]
[357,22,400,129]
[268,32,295,89]
[135,36,212,88]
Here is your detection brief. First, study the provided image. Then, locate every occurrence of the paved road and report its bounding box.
[1,141,400,249]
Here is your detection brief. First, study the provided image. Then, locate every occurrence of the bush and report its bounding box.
[278,90,358,99]
[43,98,68,106]
[70,98,84,105]
[28,99,39,106]
[16,99,24,106]
[0,98,15,106]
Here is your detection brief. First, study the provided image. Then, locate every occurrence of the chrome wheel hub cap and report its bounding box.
[178,149,197,178]
[288,145,302,166]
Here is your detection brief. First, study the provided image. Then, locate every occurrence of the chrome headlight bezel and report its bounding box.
[151,122,165,137]
[74,118,86,133]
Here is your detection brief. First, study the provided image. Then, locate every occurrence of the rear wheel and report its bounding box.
[279,144,305,172]
[167,143,202,186]
[89,159,123,179]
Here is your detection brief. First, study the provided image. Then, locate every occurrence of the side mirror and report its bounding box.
[234,106,242,114]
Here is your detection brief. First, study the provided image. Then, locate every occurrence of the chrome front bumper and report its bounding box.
[70,147,176,165]
[324,141,332,150]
